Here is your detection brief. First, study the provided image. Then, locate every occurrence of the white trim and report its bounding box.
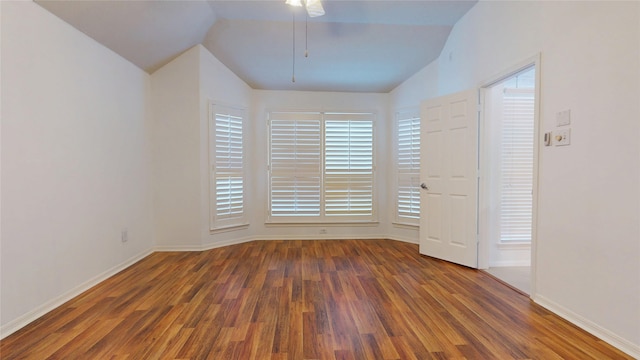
[489,260,530,267]
[201,236,255,250]
[156,237,255,252]
[155,234,394,252]
[477,53,541,298]
[0,248,154,340]
[534,295,640,359]
[154,244,209,252]
[391,222,419,230]
[386,235,419,245]
[209,223,250,234]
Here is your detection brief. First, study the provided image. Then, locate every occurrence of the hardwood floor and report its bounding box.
[0,239,631,359]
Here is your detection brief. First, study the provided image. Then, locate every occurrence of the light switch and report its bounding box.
[557,110,571,127]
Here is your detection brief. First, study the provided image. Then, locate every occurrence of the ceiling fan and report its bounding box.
[285,0,325,17]
[285,0,324,83]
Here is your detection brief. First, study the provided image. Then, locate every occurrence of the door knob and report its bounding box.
[420,183,429,190]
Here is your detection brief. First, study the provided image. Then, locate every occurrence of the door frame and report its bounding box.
[477,54,541,297]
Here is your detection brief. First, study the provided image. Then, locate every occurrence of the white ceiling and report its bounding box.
[35,0,477,92]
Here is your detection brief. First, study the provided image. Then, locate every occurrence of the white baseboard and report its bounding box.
[386,235,419,244]
[254,234,389,241]
[201,236,255,251]
[154,244,207,252]
[533,294,640,359]
[0,248,154,340]
[489,260,531,267]
[154,235,409,252]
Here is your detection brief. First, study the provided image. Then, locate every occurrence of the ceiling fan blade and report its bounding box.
[305,0,325,17]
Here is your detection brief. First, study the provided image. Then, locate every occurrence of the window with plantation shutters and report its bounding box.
[268,111,375,222]
[269,112,322,217]
[395,110,420,225]
[499,88,534,242]
[324,114,374,217]
[209,103,246,230]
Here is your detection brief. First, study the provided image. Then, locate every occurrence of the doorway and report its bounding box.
[480,64,538,295]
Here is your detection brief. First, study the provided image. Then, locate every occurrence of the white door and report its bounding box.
[419,89,479,268]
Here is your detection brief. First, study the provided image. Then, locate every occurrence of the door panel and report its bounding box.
[420,89,478,268]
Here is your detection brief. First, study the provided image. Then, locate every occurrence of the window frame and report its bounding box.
[209,101,248,231]
[394,109,421,227]
[266,110,377,224]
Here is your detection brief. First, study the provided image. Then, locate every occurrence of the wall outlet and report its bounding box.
[554,128,571,146]
[121,229,129,243]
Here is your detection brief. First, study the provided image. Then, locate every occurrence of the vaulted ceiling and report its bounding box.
[35,0,477,92]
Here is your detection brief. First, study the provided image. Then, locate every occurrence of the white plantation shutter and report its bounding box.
[268,111,375,222]
[396,111,420,225]
[210,103,245,229]
[324,114,374,217]
[500,89,534,242]
[269,112,322,217]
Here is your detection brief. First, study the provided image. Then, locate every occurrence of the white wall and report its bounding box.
[390,61,439,110]
[392,1,640,356]
[1,1,155,335]
[151,46,202,249]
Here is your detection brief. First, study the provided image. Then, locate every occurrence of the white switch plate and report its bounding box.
[555,128,571,146]
[557,109,571,127]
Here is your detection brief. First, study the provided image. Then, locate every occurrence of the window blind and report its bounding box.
[396,111,420,225]
[269,112,322,217]
[268,111,375,222]
[499,89,534,242]
[324,114,373,217]
[210,103,245,229]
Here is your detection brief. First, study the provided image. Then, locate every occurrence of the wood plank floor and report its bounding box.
[0,239,632,359]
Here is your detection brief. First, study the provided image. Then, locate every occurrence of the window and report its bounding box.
[395,110,421,225]
[268,111,375,222]
[209,102,246,230]
[499,86,534,242]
